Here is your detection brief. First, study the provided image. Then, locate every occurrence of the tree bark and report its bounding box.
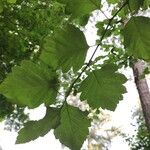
[132,60,150,132]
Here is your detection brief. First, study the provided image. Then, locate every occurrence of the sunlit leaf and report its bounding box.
[79,64,127,110]
[54,104,90,150]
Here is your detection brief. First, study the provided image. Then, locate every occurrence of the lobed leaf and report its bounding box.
[54,104,90,150]
[79,64,127,110]
[40,25,89,72]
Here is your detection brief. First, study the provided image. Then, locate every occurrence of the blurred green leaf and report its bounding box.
[7,0,17,3]
[129,0,144,13]
[57,0,100,18]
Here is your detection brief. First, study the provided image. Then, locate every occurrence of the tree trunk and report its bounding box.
[132,60,150,132]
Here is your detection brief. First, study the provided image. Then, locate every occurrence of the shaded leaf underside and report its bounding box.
[16,107,61,144]
[54,104,90,150]
[123,16,150,60]
[40,25,89,72]
[0,60,58,108]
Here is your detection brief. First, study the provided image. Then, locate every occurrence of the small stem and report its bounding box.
[99,9,109,19]
[64,2,127,104]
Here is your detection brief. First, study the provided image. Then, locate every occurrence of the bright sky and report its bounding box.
[1,4,149,150]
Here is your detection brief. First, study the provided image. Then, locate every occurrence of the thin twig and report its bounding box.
[64,2,128,104]
[99,9,109,19]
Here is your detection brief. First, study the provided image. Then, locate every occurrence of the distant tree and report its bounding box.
[127,107,150,150]
[88,109,124,150]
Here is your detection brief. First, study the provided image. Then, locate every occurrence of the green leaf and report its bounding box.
[16,107,61,144]
[96,21,105,36]
[54,104,90,150]
[0,61,58,108]
[0,1,3,13]
[107,0,119,4]
[96,20,111,37]
[57,0,100,18]
[74,14,90,26]
[129,0,144,13]
[143,0,150,8]
[123,16,150,60]
[40,25,89,72]
[7,0,17,3]
[79,64,127,110]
